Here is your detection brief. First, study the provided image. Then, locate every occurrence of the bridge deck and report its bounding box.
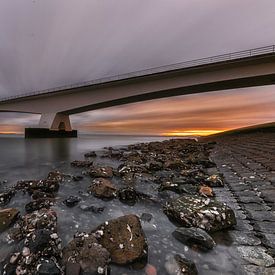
[1,45,275,103]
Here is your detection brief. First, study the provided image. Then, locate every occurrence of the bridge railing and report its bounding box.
[1,45,275,102]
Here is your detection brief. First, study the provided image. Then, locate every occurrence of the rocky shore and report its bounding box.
[0,134,274,274]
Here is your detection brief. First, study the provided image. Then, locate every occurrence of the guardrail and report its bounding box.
[1,45,275,102]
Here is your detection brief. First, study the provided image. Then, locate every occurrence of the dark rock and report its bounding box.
[47,170,64,183]
[0,189,16,206]
[140,213,153,223]
[89,166,113,178]
[84,151,97,158]
[147,161,163,171]
[72,175,84,182]
[117,187,137,205]
[205,174,224,187]
[9,208,57,241]
[163,194,236,232]
[88,178,116,199]
[0,208,19,232]
[172,227,216,250]
[36,258,61,275]
[93,214,148,267]
[65,262,81,275]
[63,232,110,274]
[79,204,105,213]
[16,179,60,194]
[71,160,93,168]
[63,196,81,207]
[165,254,198,275]
[32,190,55,200]
[25,198,54,213]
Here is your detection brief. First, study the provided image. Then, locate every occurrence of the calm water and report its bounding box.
[0,134,240,275]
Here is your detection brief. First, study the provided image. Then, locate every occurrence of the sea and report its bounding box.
[0,134,240,274]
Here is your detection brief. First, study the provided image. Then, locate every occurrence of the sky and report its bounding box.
[0,0,275,135]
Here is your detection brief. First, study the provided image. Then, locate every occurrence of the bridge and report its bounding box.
[1,45,275,137]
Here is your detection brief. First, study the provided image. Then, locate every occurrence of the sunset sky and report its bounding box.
[0,0,275,135]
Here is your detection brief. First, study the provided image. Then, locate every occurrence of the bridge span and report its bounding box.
[1,45,275,137]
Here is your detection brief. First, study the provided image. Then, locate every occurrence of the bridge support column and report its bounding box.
[25,113,77,138]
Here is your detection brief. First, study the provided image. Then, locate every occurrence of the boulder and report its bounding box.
[84,151,97,158]
[63,232,110,274]
[47,170,64,183]
[172,227,216,250]
[0,208,19,232]
[88,178,116,199]
[163,194,236,232]
[92,214,148,267]
[25,198,54,213]
[117,187,138,205]
[0,189,16,206]
[63,196,81,207]
[16,179,59,194]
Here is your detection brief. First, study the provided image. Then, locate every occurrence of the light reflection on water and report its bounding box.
[0,134,240,274]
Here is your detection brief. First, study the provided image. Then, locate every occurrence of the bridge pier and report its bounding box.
[25,113,77,138]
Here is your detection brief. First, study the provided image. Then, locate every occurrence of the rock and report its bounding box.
[145,264,157,275]
[84,151,97,158]
[147,161,163,171]
[236,246,274,267]
[199,185,214,197]
[31,190,55,200]
[140,213,153,223]
[89,166,113,178]
[16,179,59,194]
[205,174,224,187]
[65,262,81,275]
[79,204,105,213]
[25,198,54,213]
[47,170,64,183]
[164,159,186,170]
[0,208,19,232]
[165,254,198,275]
[72,175,84,182]
[71,160,93,167]
[63,232,110,274]
[63,196,81,207]
[163,194,236,232]
[36,258,61,275]
[9,208,57,241]
[0,189,16,206]
[117,187,138,205]
[88,178,116,199]
[172,227,216,250]
[93,214,148,267]
[2,229,62,275]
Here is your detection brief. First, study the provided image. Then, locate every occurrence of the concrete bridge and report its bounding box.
[1,45,275,137]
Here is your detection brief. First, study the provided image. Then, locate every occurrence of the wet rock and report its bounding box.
[164,159,186,170]
[2,229,62,275]
[236,246,274,267]
[165,254,198,275]
[0,189,16,206]
[241,265,275,275]
[163,194,236,232]
[47,170,64,183]
[79,204,105,213]
[36,258,61,275]
[63,232,110,274]
[63,196,81,207]
[25,198,54,213]
[147,161,163,171]
[140,213,153,223]
[84,151,97,158]
[0,208,19,232]
[9,208,57,241]
[172,227,216,250]
[117,187,138,205]
[199,185,214,197]
[205,174,224,187]
[92,214,148,267]
[71,160,93,168]
[32,190,55,200]
[16,179,60,194]
[88,178,116,199]
[89,166,113,178]
[72,175,84,182]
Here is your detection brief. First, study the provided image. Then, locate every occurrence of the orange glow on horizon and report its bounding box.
[163,129,227,137]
